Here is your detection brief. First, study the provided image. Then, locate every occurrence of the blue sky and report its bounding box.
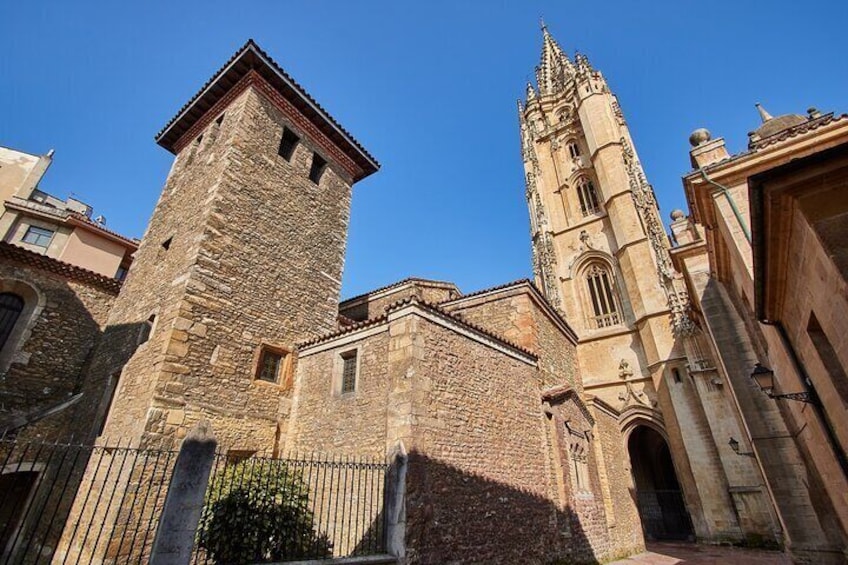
[2,1,846,298]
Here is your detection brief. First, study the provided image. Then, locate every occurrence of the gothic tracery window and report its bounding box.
[576,177,600,216]
[585,263,620,328]
[567,140,580,159]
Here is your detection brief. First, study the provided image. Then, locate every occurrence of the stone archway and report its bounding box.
[627,425,693,541]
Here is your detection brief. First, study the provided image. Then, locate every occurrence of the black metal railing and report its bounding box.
[0,438,179,565]
[0,438,389,564]
[192,452,389,564]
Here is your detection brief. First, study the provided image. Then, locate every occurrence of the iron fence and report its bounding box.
[192,452,389,563]
[0,438,179,565]
[0,438,390,564]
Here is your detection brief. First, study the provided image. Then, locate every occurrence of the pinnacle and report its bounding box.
[536,22,574,96]
[755,103,773,123]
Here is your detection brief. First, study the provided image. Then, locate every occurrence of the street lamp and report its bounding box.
[750,363,813,403]
[728,437,754,457]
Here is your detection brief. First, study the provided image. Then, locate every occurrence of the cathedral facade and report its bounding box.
[0,28,846,564]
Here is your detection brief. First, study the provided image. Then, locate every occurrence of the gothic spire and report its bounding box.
[537,22,574,96]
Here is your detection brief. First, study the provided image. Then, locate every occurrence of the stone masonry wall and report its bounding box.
[150,86,355,449]
[591,403,645,559]
[444,288,578,390]
[286,329,390,457]
[0,259,116,441]
[87,89,249,446]
[404,320,560,564]
[93,83,355,450]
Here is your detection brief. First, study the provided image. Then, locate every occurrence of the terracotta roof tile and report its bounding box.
[0,242,122,294]
[303,295,537,360]
[155,39,378,178]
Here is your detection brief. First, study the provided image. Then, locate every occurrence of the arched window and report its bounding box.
[0,293,24,351]
[576,177,600,216]
[567,141,581,159]
[585,263,620,328]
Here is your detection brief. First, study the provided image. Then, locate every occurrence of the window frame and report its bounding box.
[21,225,55,248]
[583,262,621,329]
[333,347,361,397]
[576,177,601,216]
[253,344,292,386]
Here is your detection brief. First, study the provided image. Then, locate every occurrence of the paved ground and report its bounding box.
[607,542,791,564]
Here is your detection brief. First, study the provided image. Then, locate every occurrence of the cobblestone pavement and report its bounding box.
[607,542,791,564]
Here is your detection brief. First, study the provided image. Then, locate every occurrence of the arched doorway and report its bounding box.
[628,425,693,540]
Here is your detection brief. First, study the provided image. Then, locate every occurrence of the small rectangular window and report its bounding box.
[341,350,357,394]
[309,153,327,184]
[115,265,129,281]
[257,347,283,383]
[22,226,54,248]
[278,127,299,161]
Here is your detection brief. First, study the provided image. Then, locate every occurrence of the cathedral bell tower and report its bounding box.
[519,25,769,543]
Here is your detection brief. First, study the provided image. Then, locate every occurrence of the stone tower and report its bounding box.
[519,26,777,544]
[88,41,378,450]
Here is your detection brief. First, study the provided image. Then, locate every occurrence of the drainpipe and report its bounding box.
[698,168,752,244]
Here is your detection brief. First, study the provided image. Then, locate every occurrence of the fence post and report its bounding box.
[384,441,407,558]
[150,420,217,565]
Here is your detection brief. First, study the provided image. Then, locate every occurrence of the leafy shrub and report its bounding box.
[197,459,332,564]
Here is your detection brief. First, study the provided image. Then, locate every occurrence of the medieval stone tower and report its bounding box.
[519,26,778,544]
[89,40,378,450]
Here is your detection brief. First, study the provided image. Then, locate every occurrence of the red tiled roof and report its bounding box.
[302,295,537,360]
[155,39,378,181]
[0,242,122,294]
[339,277,461,306]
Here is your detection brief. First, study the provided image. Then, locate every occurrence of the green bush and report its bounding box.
[197,459,333,564]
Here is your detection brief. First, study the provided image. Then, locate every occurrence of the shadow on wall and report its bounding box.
[400,450,604,565]
[0,319,149,564]
[0,286,148,444]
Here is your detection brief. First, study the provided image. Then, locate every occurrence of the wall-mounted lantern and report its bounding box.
[750,363,813,403]
[728,437,754,457]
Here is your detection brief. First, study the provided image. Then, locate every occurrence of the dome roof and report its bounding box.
[752,103,806,139]
[754,113,807,139]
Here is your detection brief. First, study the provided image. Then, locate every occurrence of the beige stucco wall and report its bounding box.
[0,146,49,203]
[59,228,126,277]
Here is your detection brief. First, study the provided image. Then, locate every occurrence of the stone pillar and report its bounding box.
[384,441,408,559]
[150,421,217,565]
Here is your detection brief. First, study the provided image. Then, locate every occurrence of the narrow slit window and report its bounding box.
[278,127,299,161]
[309,153,327,184]
[341,350,357,394]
